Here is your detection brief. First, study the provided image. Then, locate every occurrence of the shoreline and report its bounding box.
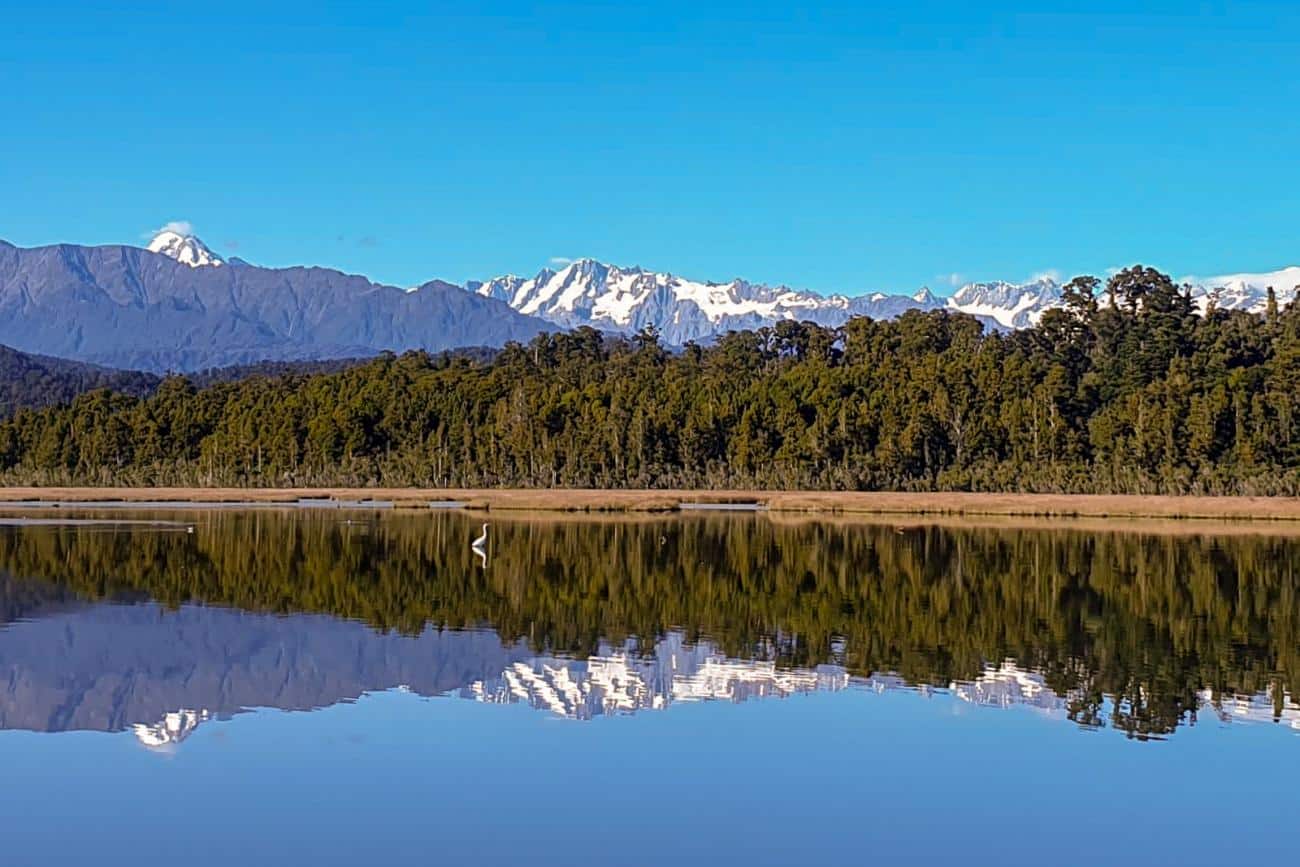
[2,487,1300,520]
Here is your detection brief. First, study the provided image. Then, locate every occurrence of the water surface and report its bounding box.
[0,510,1297,865]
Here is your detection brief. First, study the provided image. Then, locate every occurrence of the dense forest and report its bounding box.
[2,512,1296,738]
[0,346,386,419]
[0,344,158,417]
[1,265,1299,494]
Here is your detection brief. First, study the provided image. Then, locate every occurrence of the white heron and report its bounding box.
[471,522,489,567]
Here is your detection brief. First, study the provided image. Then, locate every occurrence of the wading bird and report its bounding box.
[471,522,489,567]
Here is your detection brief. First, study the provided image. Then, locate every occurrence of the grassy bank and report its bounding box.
[2,487,1300,520]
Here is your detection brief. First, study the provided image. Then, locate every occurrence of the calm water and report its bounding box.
[1,509,1298,865]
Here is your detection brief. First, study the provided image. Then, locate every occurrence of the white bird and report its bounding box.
[471,522,489,550]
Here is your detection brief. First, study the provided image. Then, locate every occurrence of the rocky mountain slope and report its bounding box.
[0,232,549,372]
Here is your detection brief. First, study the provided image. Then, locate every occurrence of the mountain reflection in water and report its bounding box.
[1,509,1299,745]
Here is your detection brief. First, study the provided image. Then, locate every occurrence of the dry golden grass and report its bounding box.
[2,487,1300,521]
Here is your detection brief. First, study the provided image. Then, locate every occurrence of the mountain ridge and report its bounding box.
[470,256,1300,343]
[0,235,549,372]
[5,229,1298,372]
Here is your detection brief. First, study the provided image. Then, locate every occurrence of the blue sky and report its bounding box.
[2,1,1297,294]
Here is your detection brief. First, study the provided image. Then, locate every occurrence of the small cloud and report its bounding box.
[357,236,379,248]
[937,272,964,287]
[224,239,241,251]
[144,220,194,239]
[1030,269,1062,283]
[549,256,574,267]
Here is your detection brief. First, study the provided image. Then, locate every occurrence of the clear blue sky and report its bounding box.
[2,1,1297,294]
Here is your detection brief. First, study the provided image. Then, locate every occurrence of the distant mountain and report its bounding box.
[1182,266,1300,313]
[6,229,1297,370]
[0,232,549,372]
[0,343,158,417]
[146,228,222,267]
[470,258,1300,341]
[469,259,1072,342]
[948,277,1062,329]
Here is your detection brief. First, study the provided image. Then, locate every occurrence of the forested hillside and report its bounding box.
[0,347,383,419]
[1,266,1298,494]
[0,345,158,418]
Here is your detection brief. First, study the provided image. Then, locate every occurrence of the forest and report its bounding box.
[0,348,385,419]
[1,265,1298,494]
[0,344,157,417]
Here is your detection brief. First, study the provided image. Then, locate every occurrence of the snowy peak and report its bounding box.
[468,258,1069,342]
[466,257,1300,344]
[947,277,1062,329]
[471,260,916,344]
[147,229,222,268]
[1183,266,1300,313]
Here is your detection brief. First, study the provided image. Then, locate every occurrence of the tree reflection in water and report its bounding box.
[1,510,1298,739]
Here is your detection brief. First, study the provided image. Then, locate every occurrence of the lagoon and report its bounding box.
[0,509,1297,865]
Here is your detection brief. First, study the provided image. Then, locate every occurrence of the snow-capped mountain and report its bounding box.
[11,224,1300,367]
[469,258,1064,343]
[146,228,223,267]
[468,259,882,345]
[469,258,1300,343]
[1184,266,1300,314]
[948,277,1062,329]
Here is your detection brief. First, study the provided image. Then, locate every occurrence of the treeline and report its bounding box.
[2,512,1297,737]
[1,265,1299,493]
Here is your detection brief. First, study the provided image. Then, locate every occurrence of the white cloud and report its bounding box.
[549,256,574,266]
[146,220,194,239]
[1030,269,1062,283]
[938,272,965,287]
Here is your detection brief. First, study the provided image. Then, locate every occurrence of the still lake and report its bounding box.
[1,508,1297,865]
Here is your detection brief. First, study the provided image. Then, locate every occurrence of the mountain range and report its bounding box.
[473,258,1300,344]
[0,234,547,371]
[471,260,1062,342]
[1,229,1297,371]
